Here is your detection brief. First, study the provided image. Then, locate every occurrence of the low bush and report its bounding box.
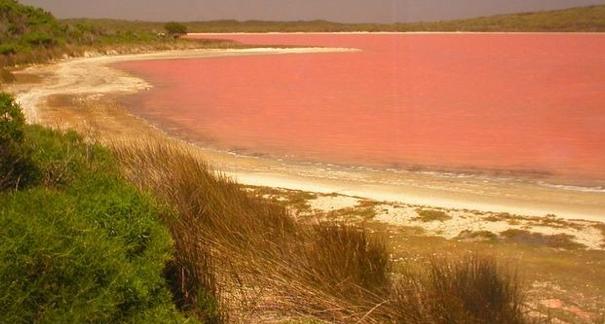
[23,31,58,47]
[0,44,17,55]
[456,230,499,242]
[501,229,585,249]
[0,93,36,190]
[415,208,452,222]
[165,22,188,36]
[0,120,193,322]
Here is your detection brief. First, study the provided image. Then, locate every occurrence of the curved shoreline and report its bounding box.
[6,47,605,221]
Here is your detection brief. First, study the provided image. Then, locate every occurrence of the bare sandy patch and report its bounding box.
[308,195,360,212]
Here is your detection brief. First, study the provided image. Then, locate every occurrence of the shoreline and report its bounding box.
[5,47,605,222]
[188,31,605,36]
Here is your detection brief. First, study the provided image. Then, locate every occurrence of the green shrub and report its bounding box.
[500,229,585,249]
[23,32,57,47]
[0,43,17,55]
[0,93,36,190]
[25,126,99,187]
[415,208,452,222]
[0,125,191,323]
[164,22,188,36]
[0,93,25,144]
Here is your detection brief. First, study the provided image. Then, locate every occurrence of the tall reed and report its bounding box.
[112,140,528,323]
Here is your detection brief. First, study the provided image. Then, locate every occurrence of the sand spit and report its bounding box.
[5,46,605,223]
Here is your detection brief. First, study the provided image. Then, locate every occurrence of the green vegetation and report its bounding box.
[415,208,452,222]
[0,92,35,189]
[501,229,586,250]
[164,22,188,36]
[0,94,195,322]
[247,185,317,212]
[0,0,236,73]
[456,230,499,242]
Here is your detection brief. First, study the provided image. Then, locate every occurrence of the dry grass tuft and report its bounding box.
[391,255,525,324]
[111,141,391,322]
[111,140,530,322]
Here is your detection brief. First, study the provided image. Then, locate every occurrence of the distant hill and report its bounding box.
[65,5,605,33]
[398,4,605,32]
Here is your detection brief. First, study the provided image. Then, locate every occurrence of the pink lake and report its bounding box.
[114,33,605,186]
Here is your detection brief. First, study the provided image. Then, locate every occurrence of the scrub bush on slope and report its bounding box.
[0,94,192,322]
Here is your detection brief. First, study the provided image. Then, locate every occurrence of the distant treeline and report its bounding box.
[65,5,605,33]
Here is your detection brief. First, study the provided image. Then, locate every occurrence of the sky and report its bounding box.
[21,0,605,23]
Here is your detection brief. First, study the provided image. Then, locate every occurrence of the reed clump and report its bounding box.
[112,142,390,321]
[392,255,525,324]
[112,141,528,322]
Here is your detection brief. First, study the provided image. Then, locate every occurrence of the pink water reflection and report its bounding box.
[114,33,605,184]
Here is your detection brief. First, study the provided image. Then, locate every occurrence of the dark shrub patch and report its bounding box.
[0,123,191,323]
[0,92,36,190]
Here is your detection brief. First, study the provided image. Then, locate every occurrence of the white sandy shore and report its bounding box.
[5,46,605,222]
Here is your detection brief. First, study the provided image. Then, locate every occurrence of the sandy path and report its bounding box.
[5,47,605,222]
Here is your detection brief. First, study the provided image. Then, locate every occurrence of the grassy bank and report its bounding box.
[67,5,605,33]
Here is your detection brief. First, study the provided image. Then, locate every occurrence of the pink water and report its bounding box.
[114,33,605,185]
